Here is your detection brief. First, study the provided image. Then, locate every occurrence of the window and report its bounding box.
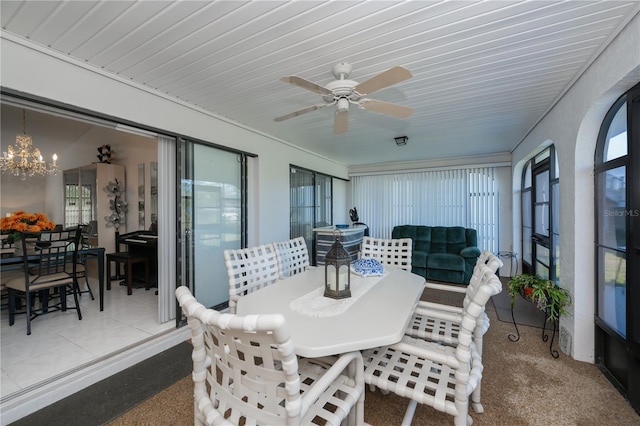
[520,146,559,282]
[351,167,499,251]
[594,82,640,410]
[595,96,628,336]
[289,166,333,261]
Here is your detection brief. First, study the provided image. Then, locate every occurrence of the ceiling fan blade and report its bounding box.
[274,104,326,122]
[280,76,333,95]
[354,66,412,95]
[360,99,413,118]
[333,110,349,134]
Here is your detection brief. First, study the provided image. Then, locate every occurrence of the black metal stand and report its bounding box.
[541,309,559,358]
[509,293,559,358]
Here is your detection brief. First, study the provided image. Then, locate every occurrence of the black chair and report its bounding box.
[5,228,83,335]
[74,224,95,300]
[354,222,370,237]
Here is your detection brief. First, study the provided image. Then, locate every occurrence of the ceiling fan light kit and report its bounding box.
[276,62,414,134]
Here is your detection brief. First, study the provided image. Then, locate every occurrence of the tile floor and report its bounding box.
[0,278,175,399]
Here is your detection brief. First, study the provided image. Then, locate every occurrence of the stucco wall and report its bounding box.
[512,15,640,362]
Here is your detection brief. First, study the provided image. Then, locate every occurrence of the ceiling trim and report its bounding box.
[349,152,512,176]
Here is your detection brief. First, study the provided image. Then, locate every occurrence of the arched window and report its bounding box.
[595,95,628,336]
[594,81,640,410]
[520,146,559,282]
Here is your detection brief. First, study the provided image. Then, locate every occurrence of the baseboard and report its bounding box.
[0,327,190,425]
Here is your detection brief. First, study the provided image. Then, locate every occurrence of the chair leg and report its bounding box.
[401,400,417,426]
[84,276,95,300]
[60,286,67,312]
[8,289,16,326]
[106,257,112,291]
[80,258,95,300]
[25,291,32,336]
[69,280,82,321]
[471,333,485,413]
[127,261,133,295]
[144,260,150,291]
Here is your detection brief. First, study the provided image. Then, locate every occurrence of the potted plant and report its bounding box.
[508,273,571,322]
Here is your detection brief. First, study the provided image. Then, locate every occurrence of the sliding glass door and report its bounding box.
[179,139,246,310]
[289,166,332,264]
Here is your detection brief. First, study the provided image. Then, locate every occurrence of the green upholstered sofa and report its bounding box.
[391,225,481,284]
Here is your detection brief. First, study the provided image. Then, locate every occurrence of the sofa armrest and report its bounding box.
[460,247,481,258]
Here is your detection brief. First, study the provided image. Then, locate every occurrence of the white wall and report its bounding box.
[0,35,349,246]
[511,15,640,362]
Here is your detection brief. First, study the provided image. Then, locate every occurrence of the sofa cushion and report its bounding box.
[426,253,465,272]
[412,250,428,268]
[414,226,431,253]
[460,246,481,258]
[445,227,468,254]
[429,226,447,253]
[392,225,417,245]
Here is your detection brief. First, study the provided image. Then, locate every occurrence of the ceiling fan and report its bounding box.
[275,62,413,134]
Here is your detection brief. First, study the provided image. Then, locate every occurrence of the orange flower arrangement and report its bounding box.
[1,210,55,240]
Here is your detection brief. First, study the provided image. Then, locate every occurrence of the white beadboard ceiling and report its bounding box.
[2,1,639,166]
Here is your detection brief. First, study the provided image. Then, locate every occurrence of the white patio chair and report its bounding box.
[176,286,365,426]
[274,236,310,278]
[360,236,412,271]
[405,252,502,408]
[363,269,503,425]
[224,243,279,314]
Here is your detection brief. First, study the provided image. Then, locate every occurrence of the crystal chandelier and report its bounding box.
[1,110,58,181]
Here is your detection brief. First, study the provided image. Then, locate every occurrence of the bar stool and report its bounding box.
[106,252,150,295]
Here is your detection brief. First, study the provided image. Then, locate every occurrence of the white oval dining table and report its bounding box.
[236,265,425,358]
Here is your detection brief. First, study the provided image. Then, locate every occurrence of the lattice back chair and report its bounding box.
[72,224,94,300]
[176,286,365,426]
[274,236,310,278]
[405,258,502,411]
[1,238,21,309]
[5,228,83,335]
[224,243,279,314]
[364,268,503,425]
[360,236,413,271]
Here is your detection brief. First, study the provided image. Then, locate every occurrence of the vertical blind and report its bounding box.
[351,167,499,252]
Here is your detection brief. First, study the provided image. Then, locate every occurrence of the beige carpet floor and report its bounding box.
[107,284,640,426]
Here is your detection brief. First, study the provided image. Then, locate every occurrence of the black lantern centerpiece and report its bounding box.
[324,232,351,299]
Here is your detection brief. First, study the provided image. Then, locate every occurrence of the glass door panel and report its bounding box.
[522,190,532,266]
[534,243,550,279]
[290,167,315,245]
[597,166,626,337]
[289,166,333,264]
[534,170,549,236]
[315,174,332,227]
[180,140,243,309]
[598,246,626,336]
